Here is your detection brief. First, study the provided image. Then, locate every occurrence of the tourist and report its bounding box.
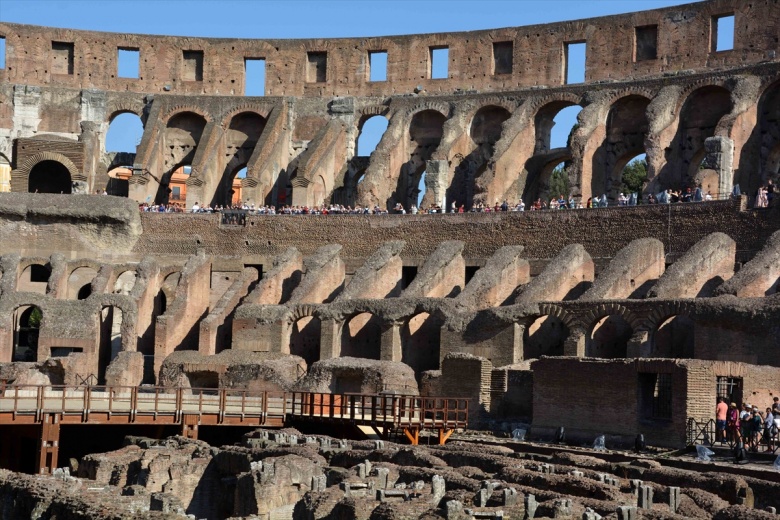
[750,409,763,451]
[764,407,776,452]
[727,402,740,442]
[756,186,768,208]
[767,179,775,205]
[191,201,200,213]
[773,396,780,415]
[716,397,728,443]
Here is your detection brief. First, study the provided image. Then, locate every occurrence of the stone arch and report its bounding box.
[12,305,42,362]
[523,314,570,359]
[112,269,138,294]
[106,101,145,123]
[400,311,442,379]
[162,105,213,125]
[12,152,82,192]
[219,104,273,128]
[341,312,382,360]
[290,315,321,368]
[67,266,98,300]
[597,94,652,200]
[582,303,639,359]
[18,262,51,295]
[402,101,451,120]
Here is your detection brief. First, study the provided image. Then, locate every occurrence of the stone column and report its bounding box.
[319,319,342,359]
[425,159,449,209]
[380,322,402,362]
[702,136,734,198]
[563,327,586,357]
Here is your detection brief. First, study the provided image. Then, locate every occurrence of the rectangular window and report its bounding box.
[564,42,586,84]
[171,186,181,200]
[712,14,735,52]
[369,51,387,82]
[716,376,743,404]
[635,25,658,62]
[638,372,673,419]
[306,51,327,83]
[244,58,265,96]
[117,48,140,78]
[493,41,513,75]
[51,41,74,75]
[430,46,449,79]
[0,37,5,69]
[182,50,204,81]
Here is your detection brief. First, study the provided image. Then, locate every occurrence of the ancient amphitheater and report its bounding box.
[0,0,778,518]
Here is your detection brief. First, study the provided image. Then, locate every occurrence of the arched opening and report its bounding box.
[67,267,98,300]
[106,112,144,153]
[159,112,207,204]
[616,154,647,204]
[13,306,41,362]
[524,157,572,207]
[450,105,512,210]
[98,306,123,384]
[522,101,581,204]
[398,110,446,210]
[401,312,442,379]
[357,115,389,156]
[600,95,650,200]
[341,313,381,359]
[664,86,732,191]
[523,315,568,359]
[652,315,695,358]
[542,104,582,151]
[113,270,137,294]
[19,264,50,294]
[586,314,632,358]
[28,160,72,194]
[417,171,427,208]
[290,316,321,367]
[213,112,265,207]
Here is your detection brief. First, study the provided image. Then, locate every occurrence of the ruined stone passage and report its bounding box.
[0,3,779,509]
[0,0,778,212]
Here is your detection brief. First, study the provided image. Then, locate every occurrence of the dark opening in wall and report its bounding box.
[712,14,735,52]
[306,52,327,83]
[493,41,513,75]
[117,48,139,78]
[564,42,586,84]
[465,265,480,285]
[51,41,74,75]
[430,46,449,79]
[182,50,204,81]
[635,25,658,61]
[638,372,673,420]
[401,266,418,290]
[0,37,6,69]
[244,58,265,95]
[30,264,50,283]
[51,347,83,358]
[369,51,387,82]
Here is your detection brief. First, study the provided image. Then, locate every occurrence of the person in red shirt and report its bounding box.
[716,397,728,442]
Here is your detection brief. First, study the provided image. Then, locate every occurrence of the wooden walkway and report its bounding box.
[0,384,469,474]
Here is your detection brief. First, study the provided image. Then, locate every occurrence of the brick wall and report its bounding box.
[133,201,780,268]
[0,0,774,97]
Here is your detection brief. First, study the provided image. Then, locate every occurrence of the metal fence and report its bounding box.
[686,417,779,454]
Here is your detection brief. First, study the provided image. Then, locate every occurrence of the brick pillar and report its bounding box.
[319,319,342,359]
[380,322,402,362]
[563,327,586,357]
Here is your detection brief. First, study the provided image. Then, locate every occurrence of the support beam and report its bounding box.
[38,413,60,475]
[404,427,419,445]
[181,414,199,440]
[438,428,454,445]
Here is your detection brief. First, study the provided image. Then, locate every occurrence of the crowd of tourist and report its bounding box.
[716,396,780,452]
[136,184,738,215]
[754,180,775,208]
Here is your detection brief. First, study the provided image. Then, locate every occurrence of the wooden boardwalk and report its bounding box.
[0,384,469,474]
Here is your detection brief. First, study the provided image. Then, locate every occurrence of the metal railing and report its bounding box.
[0,384,469,430]
[686,417,779,454]
[288,392,468,429]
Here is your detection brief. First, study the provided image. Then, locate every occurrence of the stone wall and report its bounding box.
[0,0,773,97]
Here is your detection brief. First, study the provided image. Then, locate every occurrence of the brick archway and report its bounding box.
[11,152,83,193]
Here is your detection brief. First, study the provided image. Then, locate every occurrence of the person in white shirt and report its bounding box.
[191,202,200,213]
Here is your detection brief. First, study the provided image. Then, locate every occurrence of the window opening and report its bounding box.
[430,47,449,79]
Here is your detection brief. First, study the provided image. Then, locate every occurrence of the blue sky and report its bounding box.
[1,0,705,197]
